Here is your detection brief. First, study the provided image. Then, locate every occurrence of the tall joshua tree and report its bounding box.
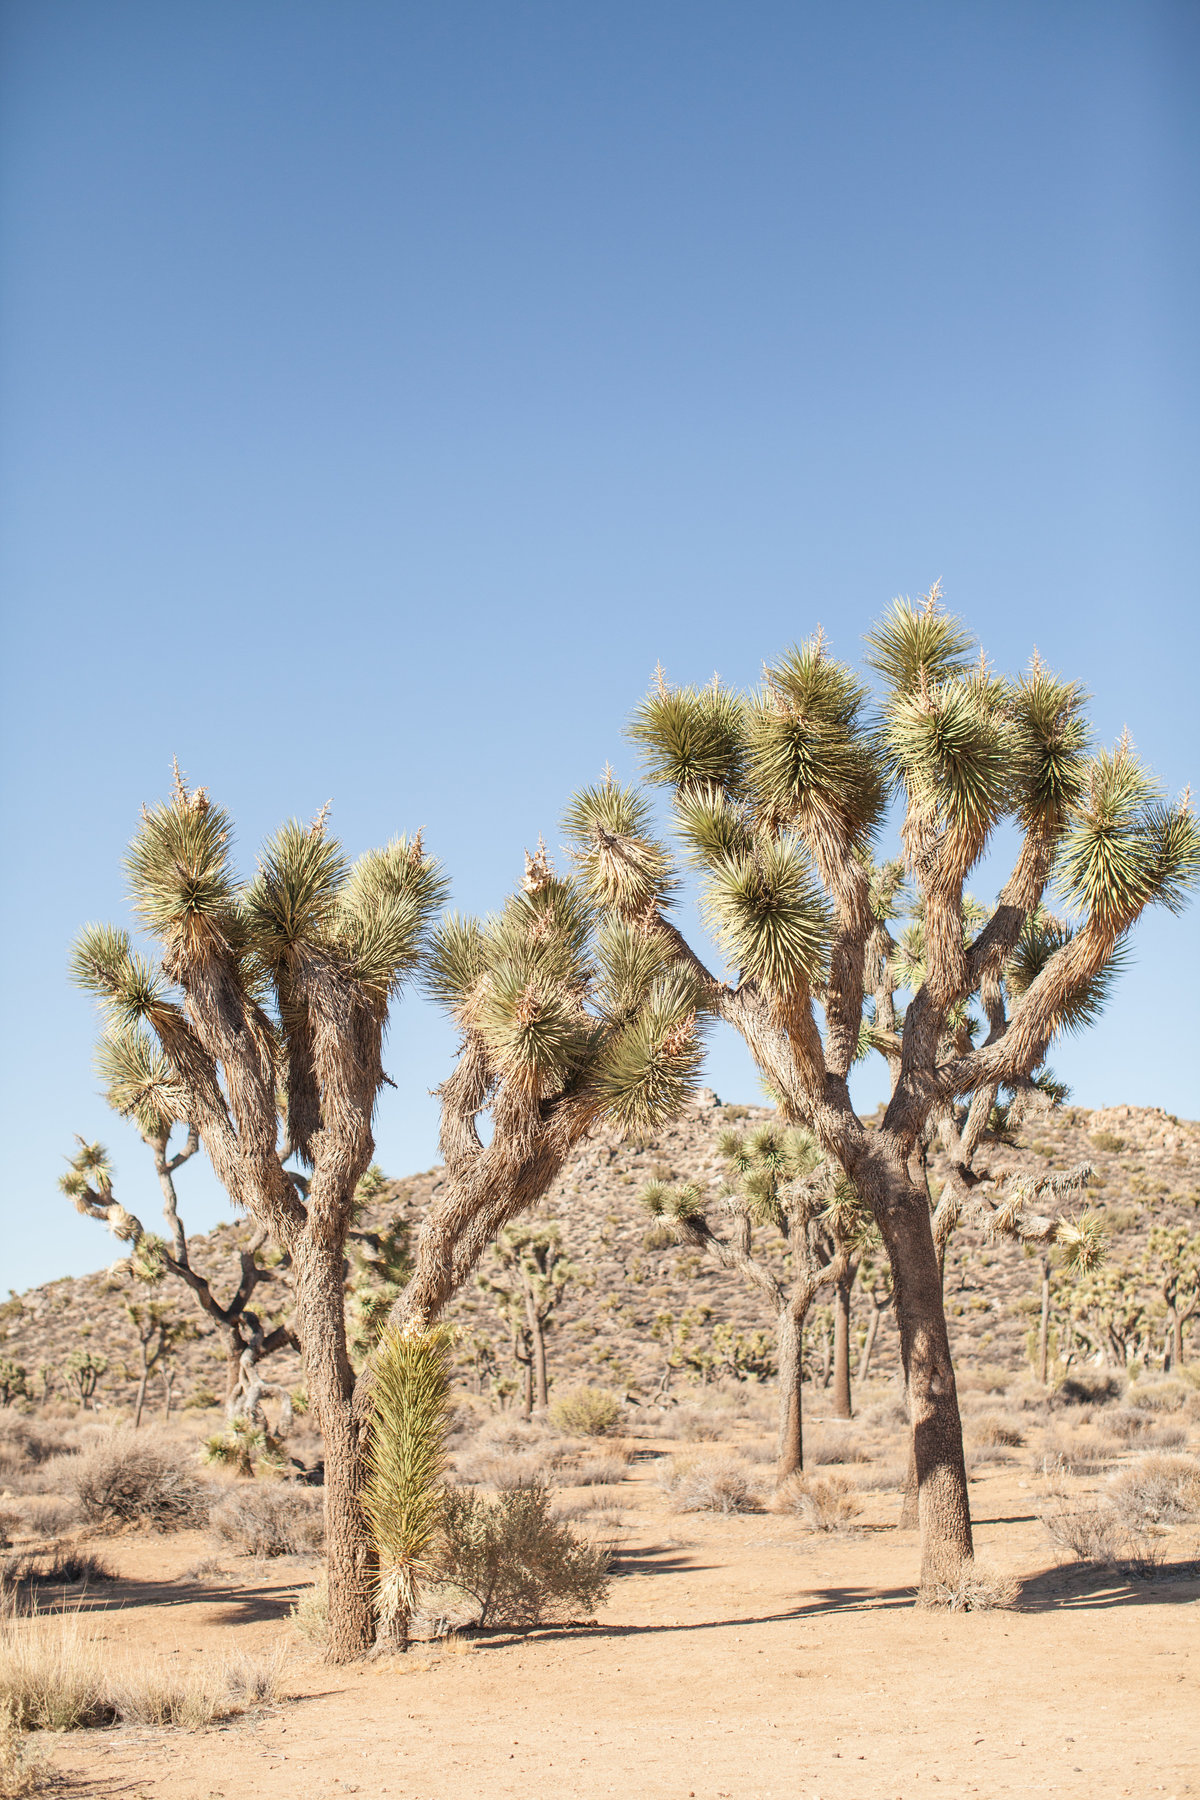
[1146,1225,1200,1371]
[71,775,446,1661]
[390,840,707,1334]
[593,591,1196,1595]
[478,1222,575,1416]
[642,1122,867,1478]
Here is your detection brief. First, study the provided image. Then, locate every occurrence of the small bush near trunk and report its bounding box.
[435,1484,610,1629]
[1040,1500,1125,1564]
[927,1566,1020,1612]
[72,1430,209,1530]
[548,1389,622,1438]
[210,1485,324,1557]
[772,1472,861,1532]
[656,1456,760,1515]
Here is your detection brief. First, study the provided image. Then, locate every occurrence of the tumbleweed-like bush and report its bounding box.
[548,1388,623,1438]
[209,1485,324,1558]
[772,1471,862,1532]
[71,1430,209,1530]
[656,1455,760,1515]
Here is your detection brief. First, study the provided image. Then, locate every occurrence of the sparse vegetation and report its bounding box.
[435,1484,610,1628]
[549,1388,623,1437]
[209,1485,325,1557]
[71,1430,209,1530]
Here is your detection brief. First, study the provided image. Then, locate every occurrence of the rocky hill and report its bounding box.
[4,1094,1197,1417]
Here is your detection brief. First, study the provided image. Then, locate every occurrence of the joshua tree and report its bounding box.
[642,1122,868,1477]
[1146,1225,1200,1371]
[362,1326,453,1652]
[390,839,707,1335]
[70,775,446,1661]
[0,1360,27,1407]
[60,1126,294,1404]
[478,1222,575,1416]
[599,590,1196,1594]
[63,1349,107,1408]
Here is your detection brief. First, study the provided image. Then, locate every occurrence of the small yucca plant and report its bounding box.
[362,1327,453,1651]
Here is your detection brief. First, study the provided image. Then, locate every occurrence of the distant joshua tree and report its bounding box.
[1146,1224,1200,1370]
[477,1222,575,1416]
[596,589,1196,1596]
[70,774,446,1663]
[642,1122,870,1477]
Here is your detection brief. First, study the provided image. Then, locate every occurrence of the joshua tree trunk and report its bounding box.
[874,1182,973,1590]
[858,1296,890,1382]
[1038,1254,1052,1385]
[293,1240,376,1662]
[775,1299,805,1481]
[527,1295,549,1411]
[831,1275,853,1419]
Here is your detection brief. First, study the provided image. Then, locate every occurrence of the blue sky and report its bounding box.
[1,1,1197,1293]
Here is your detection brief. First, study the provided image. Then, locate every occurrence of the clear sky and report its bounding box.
[1,1,1197,1294]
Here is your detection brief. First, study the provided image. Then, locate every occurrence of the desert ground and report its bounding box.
[3,1366,1198,1800]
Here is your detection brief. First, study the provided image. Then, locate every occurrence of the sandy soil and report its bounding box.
[42,1447,1200,1800]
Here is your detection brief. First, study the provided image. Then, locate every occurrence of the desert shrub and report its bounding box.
[454,1449,556,1490]
[1040,1499,1125,1563]
[808,1433,872,1465]
[1106,1408,1154,1443]
[1107,1454,1200,1530]
[1144,1424,1188,1451]
[853,1462,908,1493]
[1055,1371,1123,1407]
[435,1484,610,1628]
[656,1456,760,1515]
[1038,1429,1116,1478]
[0,1699,53,1798]
[1128,1380,1189,1414]
[72,1430,209,1530]
[209,1485,324,1557]
[1089,1131,1125,1153]
[548,1389,622,1438]
[926,1566,1020,1612]
[0,1423,78,1490]
[10,1500,77,1540]
[674,1410,724,1443]
[572,1454,630,1487]
[772,1471,861,1532]
[972,1415,1025,1448]
[958,1365,1011,1396]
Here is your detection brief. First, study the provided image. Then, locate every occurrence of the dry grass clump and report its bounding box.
[957,1366,1012,1397]
[854,1461,908,1493]
[434,1484,610,1628]
[971,1415,1025,1448]
[926,1566,1020,1612]
[807,1432,872,1465]
[72,1430,209,1531]
[571,1453,630,1487]
[548,1389,623,1438]
[0,1700,54,1798]
[772,1471,861,1532]
[0,1424,80,1500]
[5,1503,77,1543]
[1105,1408,1155,1444]
[288,1578,328,1645]
[1,1546,113,1614]
[1107,1454,1200,1530]
[209,1485,324,1558]
[1128,1380,1190,1414]
[1039,1498,1126,1564]
[0,1612,286,1732]
[655,1456,760,1515]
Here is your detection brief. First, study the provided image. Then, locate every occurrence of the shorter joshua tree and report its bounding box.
[642,1122,869,1479]
[477,1223,575,1417]
[124,1295,195,1428]
[362,1326,453,1652]
[1146,1225,1200,1371]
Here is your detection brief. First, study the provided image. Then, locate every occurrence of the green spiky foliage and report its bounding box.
[362,1327,453,1644]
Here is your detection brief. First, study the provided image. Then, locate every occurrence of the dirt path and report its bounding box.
[49,1458,1200,1800]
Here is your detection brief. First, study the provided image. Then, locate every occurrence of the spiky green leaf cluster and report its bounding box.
[747,636,884,842]
[95,1024,186,1140]
[640,1178,708,1226]
[1003,909,1130,1037]
[628,679,748,793]
[1057,746,1200,931]
[1053,1211,1109,1274]
[701,836,831,995]
[863,594,976,693]
[125,790,241,947]
[561,780,676,915]
[592,974,706,1132]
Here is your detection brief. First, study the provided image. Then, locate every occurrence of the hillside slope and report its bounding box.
[4,1094,1196,1414]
